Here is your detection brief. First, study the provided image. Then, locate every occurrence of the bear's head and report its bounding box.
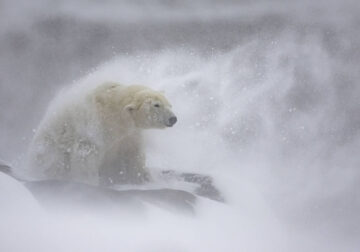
[125,88,177,129]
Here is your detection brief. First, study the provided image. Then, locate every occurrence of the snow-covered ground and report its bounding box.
[1,0,360,251]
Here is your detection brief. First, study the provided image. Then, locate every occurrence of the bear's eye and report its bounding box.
[154,104,160,108]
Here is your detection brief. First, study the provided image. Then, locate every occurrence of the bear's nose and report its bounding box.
[168,116,177,126]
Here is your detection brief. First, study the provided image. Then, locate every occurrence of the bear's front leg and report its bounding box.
[99,135,151,186]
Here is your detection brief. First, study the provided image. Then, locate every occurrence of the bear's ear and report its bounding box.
[125,104,135,113]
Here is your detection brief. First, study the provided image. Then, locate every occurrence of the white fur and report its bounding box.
[27,82,176,185]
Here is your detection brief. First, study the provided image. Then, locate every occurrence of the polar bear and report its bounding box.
[27,82,177,186]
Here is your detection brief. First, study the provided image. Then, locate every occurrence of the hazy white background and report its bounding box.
[1,0,360,251]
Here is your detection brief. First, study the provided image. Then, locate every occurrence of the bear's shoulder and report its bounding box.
[93,82,151,95]
[94,82,123,93]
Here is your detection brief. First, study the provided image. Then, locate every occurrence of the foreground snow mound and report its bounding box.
[25,179,197,214]
[0,171,286,252]
[0,173,39,214]
[0,164,224,215]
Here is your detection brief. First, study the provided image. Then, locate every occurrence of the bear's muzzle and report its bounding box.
[167,116,177,127]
